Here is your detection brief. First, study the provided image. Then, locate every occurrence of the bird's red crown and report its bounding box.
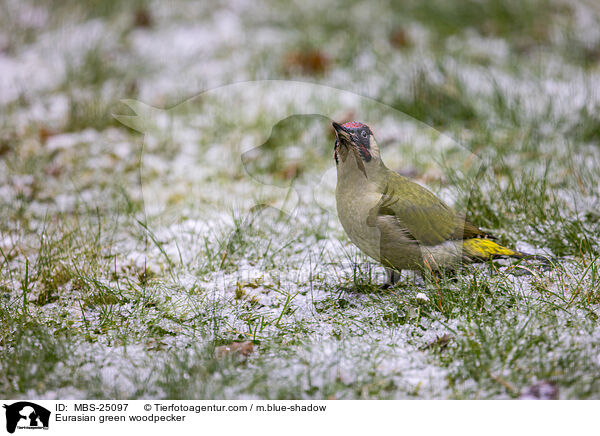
[341,121,368,129]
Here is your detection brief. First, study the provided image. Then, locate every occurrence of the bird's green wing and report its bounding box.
[369,171,492,246]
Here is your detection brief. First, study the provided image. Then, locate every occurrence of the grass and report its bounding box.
[1,0,600,400]
[401,0,562,44]
[387,68,480,129]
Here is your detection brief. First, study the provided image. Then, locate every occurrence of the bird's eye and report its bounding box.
[361,130,368,138]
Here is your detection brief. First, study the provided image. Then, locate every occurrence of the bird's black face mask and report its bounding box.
[332,121,372,163]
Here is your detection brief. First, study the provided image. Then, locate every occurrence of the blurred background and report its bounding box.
[2,0,599,134]
[1,0,600,400]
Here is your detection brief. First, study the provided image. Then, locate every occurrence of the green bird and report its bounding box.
[332,121,543,287]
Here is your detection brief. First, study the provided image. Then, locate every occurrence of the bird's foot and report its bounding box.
[380,268,402,290]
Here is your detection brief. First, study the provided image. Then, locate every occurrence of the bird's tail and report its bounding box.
[463,238,550,263]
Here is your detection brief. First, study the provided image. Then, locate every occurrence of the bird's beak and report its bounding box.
[332,122,352,143]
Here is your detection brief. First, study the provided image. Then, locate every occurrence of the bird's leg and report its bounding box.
[414,271,426,288]
[381,267,402,289]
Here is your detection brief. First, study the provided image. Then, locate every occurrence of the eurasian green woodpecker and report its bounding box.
[332,121,542,287]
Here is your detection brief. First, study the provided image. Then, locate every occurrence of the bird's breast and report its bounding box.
[335,180,384,262]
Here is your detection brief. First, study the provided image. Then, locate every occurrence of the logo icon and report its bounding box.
[3,402,50,434]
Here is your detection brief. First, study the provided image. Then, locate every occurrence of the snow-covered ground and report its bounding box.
[1,0,600,399]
